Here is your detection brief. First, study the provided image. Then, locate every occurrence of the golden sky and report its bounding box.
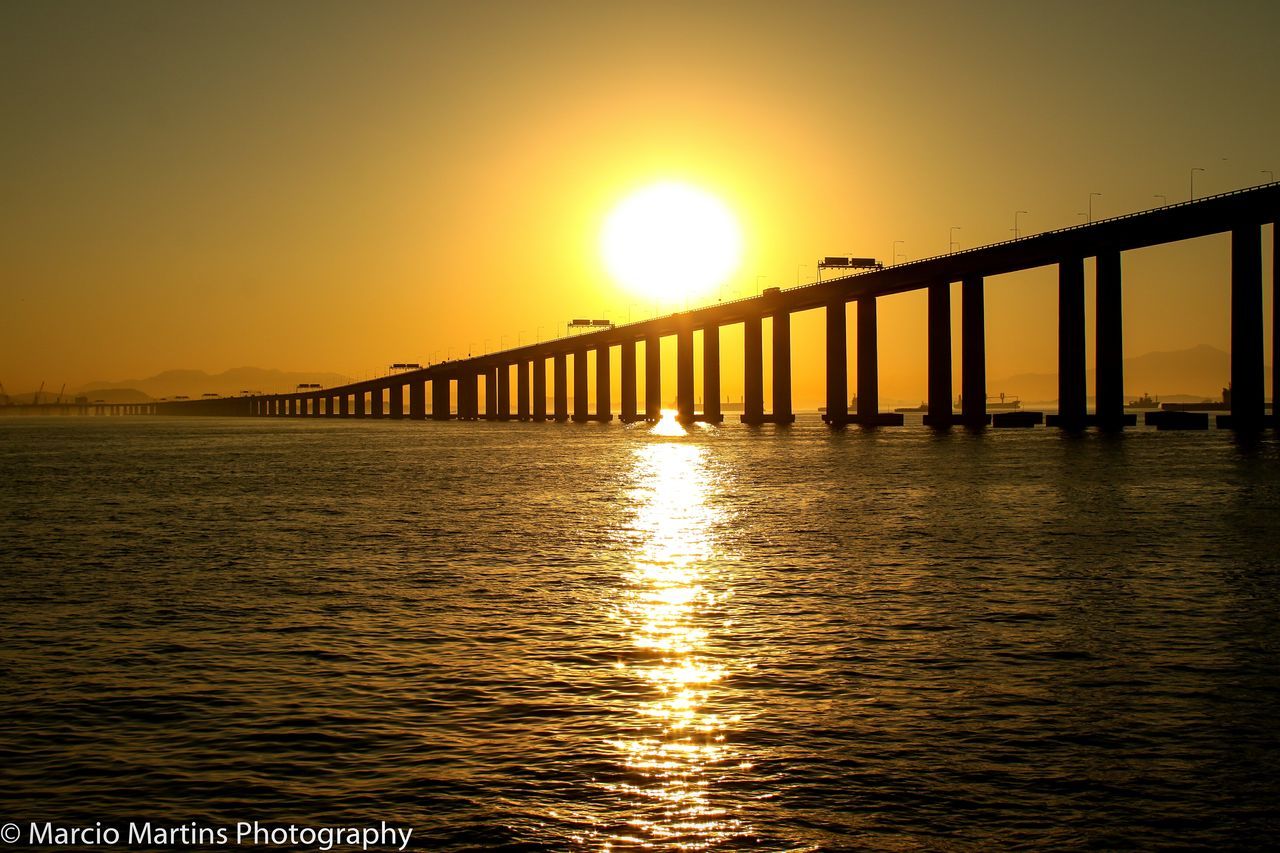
[2,0,1276,403]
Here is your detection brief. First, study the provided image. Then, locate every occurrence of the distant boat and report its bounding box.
[1162,385,1231,412]
[894,402,929,413]
[957,392,1021,411]
[1126,392,1159,409]
[818,395,858,413]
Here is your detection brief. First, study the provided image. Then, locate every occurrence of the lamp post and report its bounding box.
[1154,194,1167,207]
[1263,170,1275,184]
[1088,193,1101,224]
[536,326,543,344]
[948,226,961,253]
[1190,167,1204,201]
[1013,210,1028,239]
[892,240,903,264]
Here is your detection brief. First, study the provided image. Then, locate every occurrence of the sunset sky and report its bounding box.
[2,0,1276,403]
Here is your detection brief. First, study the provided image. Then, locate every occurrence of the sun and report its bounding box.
[601,181,743,304]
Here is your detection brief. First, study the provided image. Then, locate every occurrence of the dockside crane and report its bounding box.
[56,383,65,404]
[34,380,44,404]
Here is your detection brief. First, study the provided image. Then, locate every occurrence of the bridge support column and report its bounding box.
[741,315,764,424]
[772,310,795,423]
[1057,257,1087,429]
[620,340,638,422]
[572,350,589,422]
[823,298,848,426]
[517,361,530,421]
[485,368,499,420]
[1231,223,1264,430]
[534,358,548,421]
[1096,250,1125,430]
[962,276,988,427]
[677,326,695,423]
[498,365,511,420]
[389,385,404,419]
[371,387,384,418]
[645,334,661,421]
[703,324,722,423]
[1274,225,1278,431]
[409,381,425,419]
[596,345,612,421]
[340,393,350,417]
[465,373,481,420]
[553,353,568,422]
[432,377,451,420]
[856,295,879,423]
[356,391,367,417]
[926,282,953,427]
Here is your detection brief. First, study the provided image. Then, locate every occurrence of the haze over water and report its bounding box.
[3,416,1279,849]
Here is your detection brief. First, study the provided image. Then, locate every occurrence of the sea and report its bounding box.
[2,414,1279,851]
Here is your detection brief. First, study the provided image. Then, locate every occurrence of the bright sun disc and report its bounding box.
[601,182,742,303]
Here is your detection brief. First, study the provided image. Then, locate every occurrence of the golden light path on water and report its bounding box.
[600,411,751,850]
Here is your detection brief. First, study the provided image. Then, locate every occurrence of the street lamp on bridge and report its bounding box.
[1013,210,1028,239]
[1088,193,1101,224]
[948,226,961,254]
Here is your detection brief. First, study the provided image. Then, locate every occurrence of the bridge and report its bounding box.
[19,184,1279,430]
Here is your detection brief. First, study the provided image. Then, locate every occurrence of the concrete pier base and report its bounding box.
[993,411,1045,427]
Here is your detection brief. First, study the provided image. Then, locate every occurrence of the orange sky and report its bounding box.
[2,1,1276,404]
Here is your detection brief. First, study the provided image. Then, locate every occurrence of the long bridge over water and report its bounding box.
[20,184,1280,431]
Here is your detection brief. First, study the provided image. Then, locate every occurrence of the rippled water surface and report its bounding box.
[3,416,1280,850]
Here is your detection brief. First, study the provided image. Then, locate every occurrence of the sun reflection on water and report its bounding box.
[599,415,750,849]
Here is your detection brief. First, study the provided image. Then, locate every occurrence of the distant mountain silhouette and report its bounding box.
[992,344,1271,403]
[74,367,354,400]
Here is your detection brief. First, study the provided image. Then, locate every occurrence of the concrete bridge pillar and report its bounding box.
[644,334,661,421]
[1096,250,1125,430]
[340,393,350,417]
[432,377,451,419]
[677,326,695,423]
[313,396,323,417]
[1274,224,1279,430]
[465,373,481,420]
[620,340,638,422]
[926,282,952,427]
[485,368,499,420]
[824,298,847,425]
[356,392,368,417]
[534,358,548,421]
[856,295,879,422]
[572,350,589,422]
[962,276,988,427]
[517,361,530,420]
[596,345,612,421]
[772,310,795,423]
[1232,223,1264,430]
[410,381,425,419]
[371,387,384,418]
[497,365,511,420]
[741,315,764,424]
[703,324,722,423]
[554,353,568,421]
[1058,257,1087,429]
